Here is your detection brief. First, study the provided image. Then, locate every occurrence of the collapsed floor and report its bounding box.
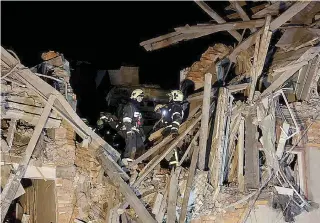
[2,1,320,223]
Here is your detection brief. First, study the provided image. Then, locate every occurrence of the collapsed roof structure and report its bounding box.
[1,1,320,223]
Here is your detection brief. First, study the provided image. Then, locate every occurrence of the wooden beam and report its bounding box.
[198,73,212,170]
[97,150,157,223]
[179,144,201,223]
[228,1,311,62]
[167,169,179,223]
[194,1,242,41]
[140,20,265,51]
[237,117,245,192]
[174,20,265,33]
[244,113,259,189]
[230,1,256,32]
[252,2,293,19]
[1,95,56,222]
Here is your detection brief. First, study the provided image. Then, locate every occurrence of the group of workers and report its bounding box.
[97,88,185,164]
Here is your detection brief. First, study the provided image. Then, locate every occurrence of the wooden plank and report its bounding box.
[167,169,179,223]
[156,182,169,223]
[194,1,242,41]
[229,1,311,62]
[261,46,320,98]
[198,73,212,170]
[174,20,265,33]
[6,101,58,119]
[2,109,61,129]
[238,117,245,192]
[230,1,256,32]
[140,19,265,51]
[97,150,157,223]
[272,61,308,73]
[1,95,56,222]
[244,113,259,189]
[5,119,16,151]
[252,2,293,19]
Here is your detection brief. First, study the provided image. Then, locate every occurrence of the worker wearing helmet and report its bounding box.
[162,90,184,137]
[153,104,170,131]
[122,89,145,160]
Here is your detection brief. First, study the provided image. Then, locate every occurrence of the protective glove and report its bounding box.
[161,126,171,137]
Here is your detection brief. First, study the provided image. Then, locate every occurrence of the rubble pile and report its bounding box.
[1,1,320,223]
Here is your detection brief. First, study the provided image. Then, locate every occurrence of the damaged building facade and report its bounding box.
[1,1,320,223]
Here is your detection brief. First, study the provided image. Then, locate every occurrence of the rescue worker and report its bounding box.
[161,90,184,137]
[122,89,145,160]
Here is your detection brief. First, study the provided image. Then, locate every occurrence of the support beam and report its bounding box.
[198,73,212,170]
[237,117,245,192]
[229,1,311,62]
[1,95,56,222]
[194,1,242,41]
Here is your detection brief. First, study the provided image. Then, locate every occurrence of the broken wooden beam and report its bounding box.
[5,119,17,151]
[238,117,245,192]
[194,0,242,41]
[140,20,265,51]
[229,1,311,62]
[198,73,212,170]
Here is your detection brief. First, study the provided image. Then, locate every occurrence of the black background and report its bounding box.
[1,1,236,89]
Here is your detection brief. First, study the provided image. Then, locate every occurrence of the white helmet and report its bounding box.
[168,90,183,102]
[130,89,144,100]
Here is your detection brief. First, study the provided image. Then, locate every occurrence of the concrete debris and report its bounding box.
[2,2,320,223]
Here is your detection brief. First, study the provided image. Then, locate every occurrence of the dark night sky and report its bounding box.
[1,1,236,89]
